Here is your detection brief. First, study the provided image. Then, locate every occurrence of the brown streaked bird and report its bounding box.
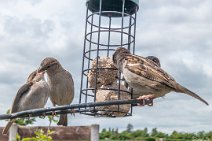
[113,47,209,106]
[2,70,49,135]
[38,57,74,126]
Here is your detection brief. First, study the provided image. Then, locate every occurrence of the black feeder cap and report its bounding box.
[86,0,139,17]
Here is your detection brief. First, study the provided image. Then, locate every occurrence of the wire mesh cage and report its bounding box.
[79,0,139,117]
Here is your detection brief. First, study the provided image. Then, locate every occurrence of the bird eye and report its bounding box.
[47,65,50,69]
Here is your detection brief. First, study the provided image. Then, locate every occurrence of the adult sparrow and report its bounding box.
[113,47,208,106]
[38,57,74,126]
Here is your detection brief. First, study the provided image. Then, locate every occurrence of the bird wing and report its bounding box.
[64,69,75,87]
[64,69,75,100]
[125,54,177,89]
[10,83,31,113]
[64,69,73,80]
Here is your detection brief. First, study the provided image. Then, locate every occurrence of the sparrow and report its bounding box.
[38,57,74,126]
[2,70,49,135]
[113,47,209,106]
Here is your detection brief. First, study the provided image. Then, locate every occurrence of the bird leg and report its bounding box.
[39,113,46,119]
[26,114,32,120]
[137,95,155,106]
[69,109,76,116]
[51,111,57,116]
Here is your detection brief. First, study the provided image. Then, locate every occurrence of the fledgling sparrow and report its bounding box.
[2,70,49,135]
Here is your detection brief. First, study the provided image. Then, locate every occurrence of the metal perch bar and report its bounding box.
[0,99,152,120]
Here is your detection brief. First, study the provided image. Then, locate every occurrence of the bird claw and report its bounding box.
[145,99,153,106]
[69,109,76,116]
[39,113,46,119]
[137,95,154,106]
[26,114,32,120]
[51,111,57,116]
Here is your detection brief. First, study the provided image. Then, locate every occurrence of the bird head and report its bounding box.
[146,56,161,67]
[27,70,45,83]
[38,57,60,73]
[113,47,131,67]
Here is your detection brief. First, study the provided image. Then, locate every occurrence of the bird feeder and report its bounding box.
[79,0,139,117]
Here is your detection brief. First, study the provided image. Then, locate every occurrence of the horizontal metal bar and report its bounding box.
[0,99,151,120]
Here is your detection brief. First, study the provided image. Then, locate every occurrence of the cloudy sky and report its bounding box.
[0,0,211,133]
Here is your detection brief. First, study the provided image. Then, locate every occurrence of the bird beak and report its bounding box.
[37,66,46,73]
[38,71,45,75]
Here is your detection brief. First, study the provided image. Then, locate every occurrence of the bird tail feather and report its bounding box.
[175,83,209,105]
[57,114,68,126]
[2,120,14,135]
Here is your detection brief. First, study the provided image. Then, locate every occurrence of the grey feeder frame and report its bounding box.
[79,0,139,117]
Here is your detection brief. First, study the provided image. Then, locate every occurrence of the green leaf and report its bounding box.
[21,129,53,141]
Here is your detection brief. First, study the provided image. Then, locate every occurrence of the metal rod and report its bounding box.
[0,99,150,120]
[85,30,135,47]
[93,0,102,110]
[133,7,138,54]
[117,0,126,113]
[79,5,89,105]
[120,0,125,47]
[86,11,134,30]
[107,17,112,57]
[85,12,94,106]
[128,16,132,50]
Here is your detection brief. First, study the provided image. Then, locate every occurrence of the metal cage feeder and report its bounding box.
[79,0,139,117]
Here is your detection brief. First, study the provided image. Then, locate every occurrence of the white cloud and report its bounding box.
[0,0,211,133]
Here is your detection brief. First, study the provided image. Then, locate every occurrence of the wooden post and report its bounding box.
[2,124,99,141]
[90,124,99,141]
[9,124,18,141]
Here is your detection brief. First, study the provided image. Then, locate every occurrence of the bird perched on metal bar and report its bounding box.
[2,70,49,135]
[38,57,74,126]
[113,47,209,106]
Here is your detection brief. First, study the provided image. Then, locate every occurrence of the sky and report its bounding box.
[0,0,212,133]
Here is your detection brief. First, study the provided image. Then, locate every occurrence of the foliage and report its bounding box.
[16,134,21,141]
[47,115,59,125]
[126,123,133,133]
[100,124,212,141]
[20,129,54,141]
[7,109,57,141]
[6,109,36,126]
[6,109,59,126]
[14,118,36,126]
